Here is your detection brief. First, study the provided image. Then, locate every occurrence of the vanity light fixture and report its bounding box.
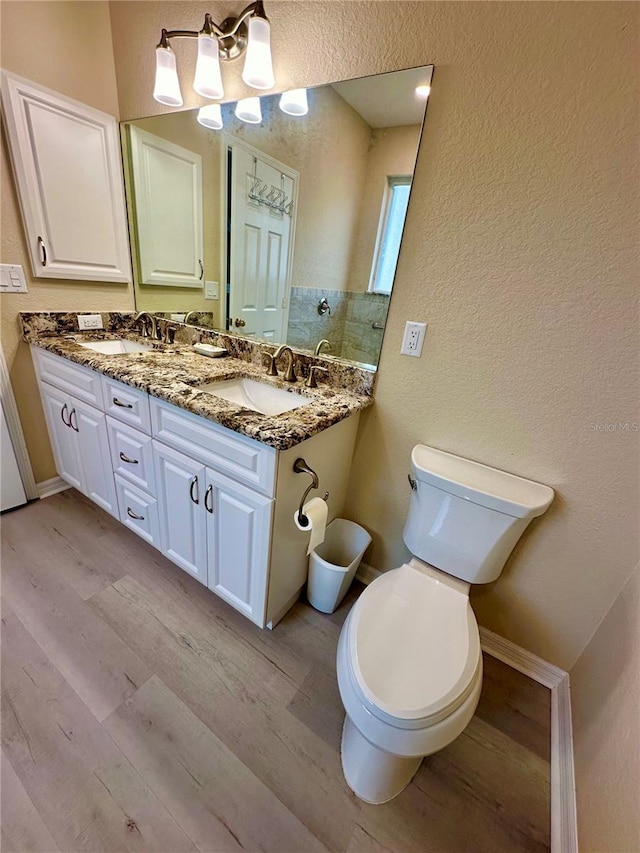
[235,96,262,124]
[153,1,274,107]
[197,103,224,129]
[414,84,431,99]
[279,88,308,116]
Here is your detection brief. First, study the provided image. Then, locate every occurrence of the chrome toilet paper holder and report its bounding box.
[293,457,329,526]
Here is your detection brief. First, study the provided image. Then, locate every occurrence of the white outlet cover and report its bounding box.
[401,321,427,357]
[77,313,104,330]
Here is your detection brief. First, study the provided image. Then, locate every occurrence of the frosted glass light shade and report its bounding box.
[153,46,183,107]
[241,16,274,90]
[235,96,262,124]
[197,104,223,130]
[279,88,308,116]
[193,33,224,100]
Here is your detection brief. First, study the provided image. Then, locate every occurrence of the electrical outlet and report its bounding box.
[400,321,427,357]
[205,280,219,300]
[77,313,103,330]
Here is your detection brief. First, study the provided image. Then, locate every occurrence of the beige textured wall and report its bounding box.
[0,1,133,482]
[570,563,640,852]
[348,124,422,293]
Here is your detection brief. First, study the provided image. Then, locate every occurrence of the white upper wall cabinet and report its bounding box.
[0,71,131,283]
[129,126,204,288]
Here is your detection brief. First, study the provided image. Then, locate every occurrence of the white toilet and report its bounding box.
[336,444,554,804]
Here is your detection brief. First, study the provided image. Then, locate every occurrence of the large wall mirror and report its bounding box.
[121,66,432,368]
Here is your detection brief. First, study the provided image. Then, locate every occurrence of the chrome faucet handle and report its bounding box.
[164,324,177,344]
[305,365,329,388]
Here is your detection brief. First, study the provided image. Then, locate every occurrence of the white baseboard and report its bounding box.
[355,562,577,853]
[37,476,71,499]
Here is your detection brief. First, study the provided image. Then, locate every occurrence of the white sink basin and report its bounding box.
[77,339,155,354]
[197,377,312,416]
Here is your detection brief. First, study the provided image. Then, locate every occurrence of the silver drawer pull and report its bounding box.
[204,484,213,514]
[60,403,70,427]
[127,507,145,521]
[69,409,79,432]
[113,397,133,409]
[119,451,139,465]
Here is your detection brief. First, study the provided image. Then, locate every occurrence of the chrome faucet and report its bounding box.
[134,311,157,339]
[314,339,331,356]
[266,344,297,382]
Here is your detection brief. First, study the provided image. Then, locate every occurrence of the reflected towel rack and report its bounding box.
[372,322,385,330]
[293,457,329,526]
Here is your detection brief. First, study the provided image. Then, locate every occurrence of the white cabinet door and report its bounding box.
[129,126,204,288]
[1,71,131,283]
[153,441,207,585]
[205,468,273,627]
[39,383,84,491]
[73,399,118,518]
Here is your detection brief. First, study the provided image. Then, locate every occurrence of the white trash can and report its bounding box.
[307,518,372,614]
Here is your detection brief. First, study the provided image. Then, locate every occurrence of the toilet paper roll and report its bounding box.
[294,497,328,555]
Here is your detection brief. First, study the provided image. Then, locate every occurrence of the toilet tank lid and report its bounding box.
[411,445,554,519]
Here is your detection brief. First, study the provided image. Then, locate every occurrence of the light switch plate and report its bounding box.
[0,264,28,293]
[77,313,104,330]
[205,280,219,300]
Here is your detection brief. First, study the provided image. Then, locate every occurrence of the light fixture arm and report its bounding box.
[156,1,268,61]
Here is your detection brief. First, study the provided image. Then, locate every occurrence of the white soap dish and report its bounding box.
[193,343,228,358]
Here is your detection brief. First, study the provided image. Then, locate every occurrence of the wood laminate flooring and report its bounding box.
[1,490,551,853]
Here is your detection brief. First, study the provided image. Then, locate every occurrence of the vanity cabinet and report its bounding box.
[153,442,208,585]
[153,440,273,623]
[31,347,360,628]
[38,383,118,517]
[1,72,131,283]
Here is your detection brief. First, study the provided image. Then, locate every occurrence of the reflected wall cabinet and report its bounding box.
[0,71,131,283]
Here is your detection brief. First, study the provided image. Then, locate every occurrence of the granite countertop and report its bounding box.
[27,331,373,451]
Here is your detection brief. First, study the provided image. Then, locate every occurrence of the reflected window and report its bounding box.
[368,176,412,295]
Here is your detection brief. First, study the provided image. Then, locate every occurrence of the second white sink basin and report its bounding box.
[197,377,312,416]
[77,339,155,354]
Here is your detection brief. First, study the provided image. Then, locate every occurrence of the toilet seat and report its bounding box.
[345,562,481,730]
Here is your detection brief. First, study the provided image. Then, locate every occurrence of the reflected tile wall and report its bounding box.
[287,287,389,365]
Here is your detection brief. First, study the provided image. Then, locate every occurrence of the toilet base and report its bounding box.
[341,715,423,804]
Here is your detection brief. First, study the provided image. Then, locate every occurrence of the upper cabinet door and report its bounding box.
[0,71,131,283]
[128,126,204,288]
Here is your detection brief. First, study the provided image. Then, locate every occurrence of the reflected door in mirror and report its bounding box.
[228,142,297,340]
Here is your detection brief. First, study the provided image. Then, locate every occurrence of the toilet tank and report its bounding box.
[403,445,554,584]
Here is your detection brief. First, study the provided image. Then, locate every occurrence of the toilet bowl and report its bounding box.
[337,444,554,803]
[336,559,483,803]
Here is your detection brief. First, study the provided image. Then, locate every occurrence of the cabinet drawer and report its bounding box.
[114,475,160,547]
[107,417,155,495]
[151,398,277,497]
[102,376,151,433]
[32,347,103,408]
